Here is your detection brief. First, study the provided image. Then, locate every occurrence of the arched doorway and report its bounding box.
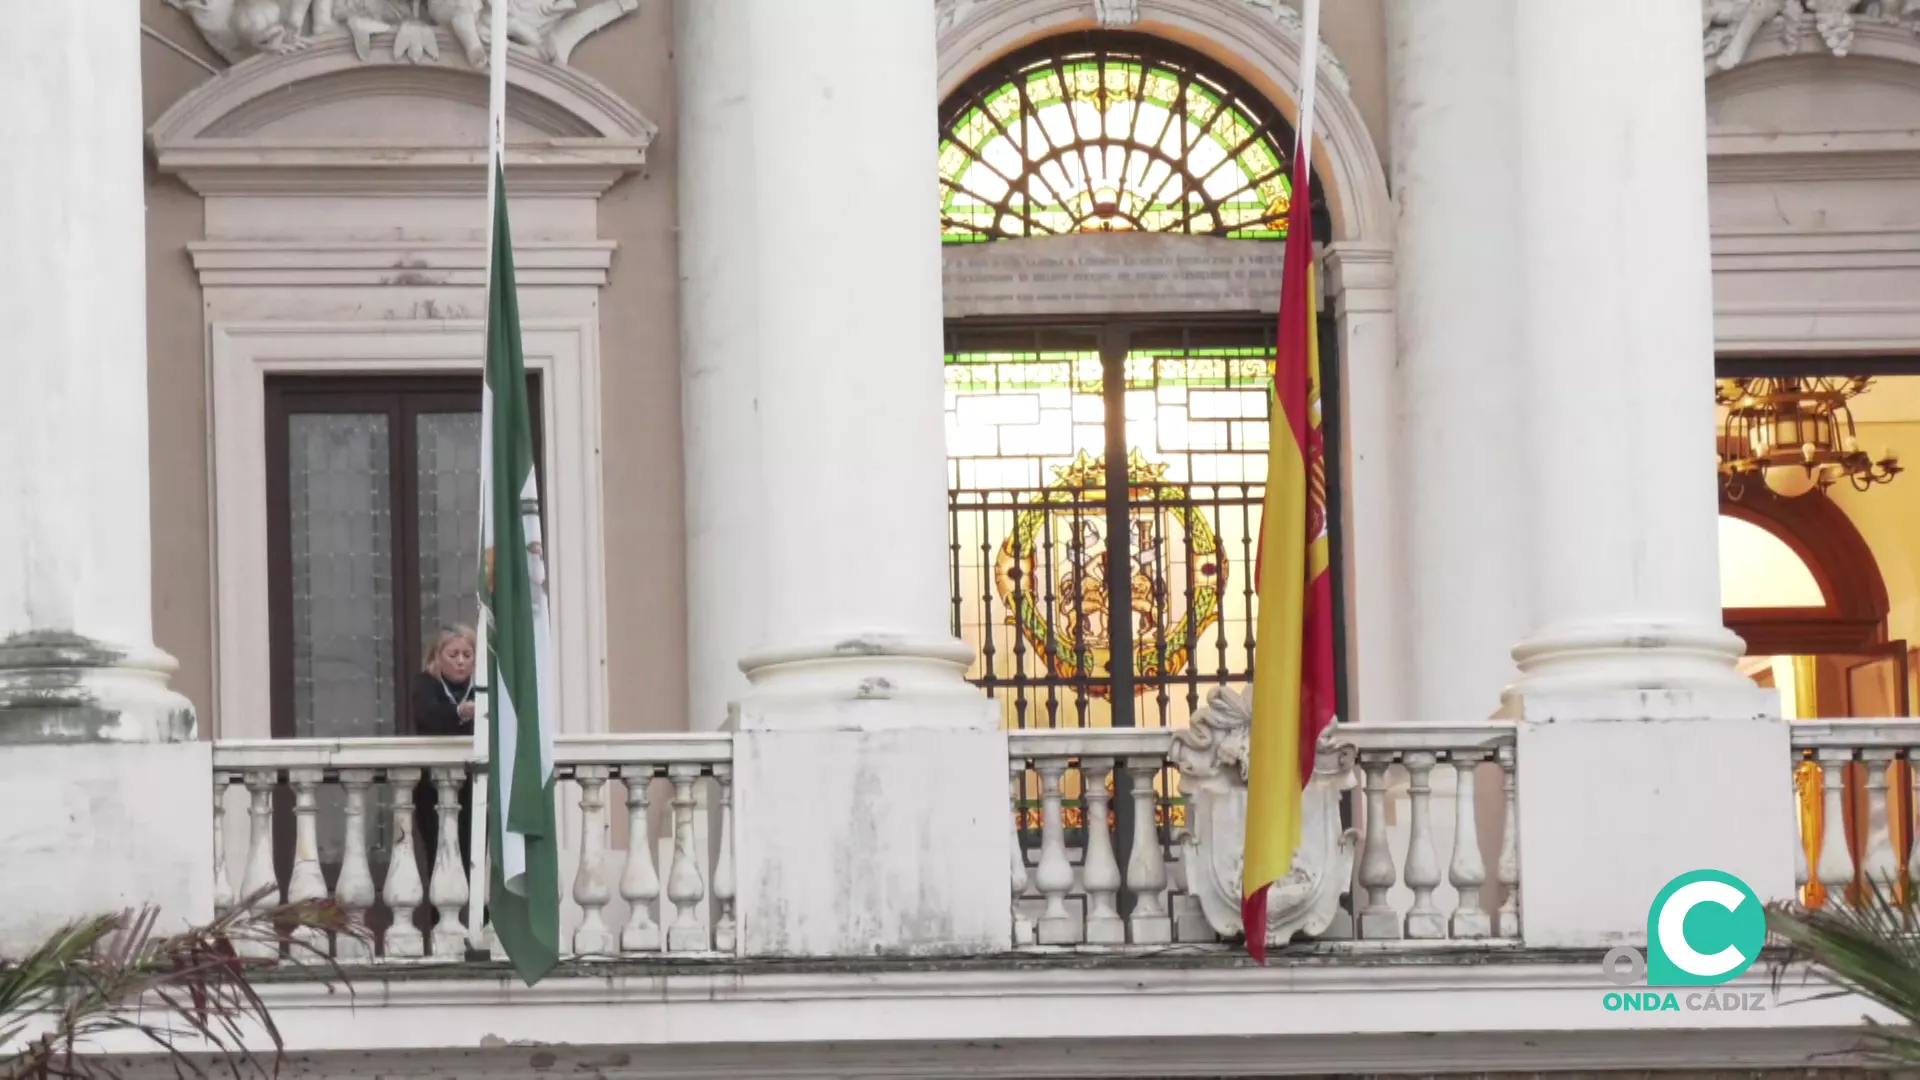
[1720,481,1902,717]
[1719,480,1902,904]
[937,31,1336,732]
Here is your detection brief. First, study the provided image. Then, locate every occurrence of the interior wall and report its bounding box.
[139,3,687,735]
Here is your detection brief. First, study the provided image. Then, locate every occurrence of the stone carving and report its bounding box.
[1168,685,1358,946]
[1095,0,1142,27]
[166,0,638,67]
[1705,0,1920,69]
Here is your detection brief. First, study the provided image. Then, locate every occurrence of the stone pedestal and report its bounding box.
[0,741,213,956]
[730,682,1007,957]
[1514,691,1790,949]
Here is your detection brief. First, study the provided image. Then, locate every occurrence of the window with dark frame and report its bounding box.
[264,374,545,744]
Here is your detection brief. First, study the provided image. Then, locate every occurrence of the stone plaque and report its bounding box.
[942,233,1286,318]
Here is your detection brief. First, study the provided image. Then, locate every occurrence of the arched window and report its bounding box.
[941,33,1342,733]
[939,33,1302,242]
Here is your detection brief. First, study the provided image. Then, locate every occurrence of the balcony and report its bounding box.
[88,700,1893,1074]
[209,695,1518,965]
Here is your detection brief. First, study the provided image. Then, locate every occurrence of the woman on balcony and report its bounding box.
[412,625,476,877]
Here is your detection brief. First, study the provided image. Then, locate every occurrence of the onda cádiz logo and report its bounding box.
[1599,869,1771,1014]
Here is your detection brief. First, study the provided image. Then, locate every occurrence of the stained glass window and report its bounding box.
[939,33,1302,243]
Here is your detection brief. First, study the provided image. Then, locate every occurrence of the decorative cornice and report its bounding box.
[187,240,618,288]
[1705,2,1920,73]
[149,33,654,198]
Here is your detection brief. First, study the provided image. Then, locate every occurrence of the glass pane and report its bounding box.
[940,37,1296,243]
[415,411,483,654]
[288,413,395,741]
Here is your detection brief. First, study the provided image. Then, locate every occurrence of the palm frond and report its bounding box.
[1769,874,1920,1063]
[0,890,366,1080]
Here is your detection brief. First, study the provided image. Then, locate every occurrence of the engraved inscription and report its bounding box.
[942,234,1288,318]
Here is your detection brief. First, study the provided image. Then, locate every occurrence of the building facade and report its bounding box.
[5,0,1920,1074]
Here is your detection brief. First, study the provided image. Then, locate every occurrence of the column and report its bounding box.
[1385,0,1527,724]
[719,0,1006,957]
[1506,1,1790,946]
[1379,0,1525,935]
[675,0,765,732]
[0,0,209,954]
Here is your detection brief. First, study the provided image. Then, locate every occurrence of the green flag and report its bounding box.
[481,158,561,986]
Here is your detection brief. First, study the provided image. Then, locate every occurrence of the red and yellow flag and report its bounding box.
[1242,8,1336,963]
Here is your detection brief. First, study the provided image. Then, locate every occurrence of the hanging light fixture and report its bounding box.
[1717,376,1901,499]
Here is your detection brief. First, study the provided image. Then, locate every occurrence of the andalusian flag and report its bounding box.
[1242,0,1337,965]
[479,8,561,986]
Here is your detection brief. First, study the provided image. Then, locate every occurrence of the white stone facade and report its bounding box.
[4,0,1920,1074]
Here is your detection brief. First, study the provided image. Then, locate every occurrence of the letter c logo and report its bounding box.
[1645,870,1767,987]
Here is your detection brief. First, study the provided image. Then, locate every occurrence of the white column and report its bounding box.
[721,0,1006,957]
[676,0,765,733]
[1506,2,1790,946]
[1385,0,1526,724]
[1507,2,1752,698]
[0,0,208,955]
[736,2,969,689]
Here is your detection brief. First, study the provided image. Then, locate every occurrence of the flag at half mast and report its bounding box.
[1241,0,1337,965]
[479,5,561,987]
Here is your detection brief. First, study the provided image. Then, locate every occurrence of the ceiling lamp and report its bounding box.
[1717,376,1901,499]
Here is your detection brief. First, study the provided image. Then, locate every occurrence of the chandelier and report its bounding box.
[1717,377,1901,499]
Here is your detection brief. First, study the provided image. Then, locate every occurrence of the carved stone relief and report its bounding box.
[165,0,638,67]
[1705,0,1920,70]
[1167,686,1358,946]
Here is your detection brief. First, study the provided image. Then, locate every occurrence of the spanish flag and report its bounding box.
[1242,0,1336,965]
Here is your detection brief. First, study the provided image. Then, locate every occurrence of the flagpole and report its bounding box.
[466,0,512,953]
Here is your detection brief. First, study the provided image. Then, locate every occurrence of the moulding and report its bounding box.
[80,959,1890,1074]
[187,240,618,288]
[149,33,654,198]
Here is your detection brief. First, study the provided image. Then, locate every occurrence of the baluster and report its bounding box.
[382,768,426,958]
[1795,755,1811,899]
[1402,751,1444,939]
[712,764,737,954]
[1863,750,1899,897]
[666,764,709,952]
[238,769,280,960]
[571,766,614,955]
[1356,753,1399,940]
[1124,757,1170,945]
[332,769,377,961]
[1034,755,1076,944]
[1494,745,1521,939]
[211,773,234,916]
[1009,759,1036,947]
[1448,751,1491,939]
[1081,757,1123,945]
[1816,749,1855,906]
[286,768,329,956]
[618,766,660,953]
[428,766,470,955]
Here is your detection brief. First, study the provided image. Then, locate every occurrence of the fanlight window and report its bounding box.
[939,34,1301,243]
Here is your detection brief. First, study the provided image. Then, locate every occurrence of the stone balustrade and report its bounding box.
[1008,688,1520,950]
[209,706,1521,964]
[210,734,733,962]
[1789,721,1920,906]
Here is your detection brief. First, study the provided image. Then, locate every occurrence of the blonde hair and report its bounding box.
[422,624,477,676]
